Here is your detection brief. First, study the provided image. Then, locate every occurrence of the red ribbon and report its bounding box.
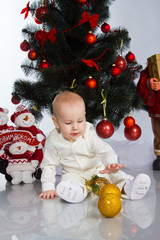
[38,28,56,47]
[20,1,30,19]
[81,59,99,71]
[79,11,99,30]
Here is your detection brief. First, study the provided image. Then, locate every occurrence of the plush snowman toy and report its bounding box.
[0,139,37,184]
[11,105,46,168]
[0,107,14,133]
[0,107,14,176]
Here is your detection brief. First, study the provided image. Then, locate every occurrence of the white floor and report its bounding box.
[0,168,160,240]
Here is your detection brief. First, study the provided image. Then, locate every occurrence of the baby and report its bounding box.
[39,91,151,202]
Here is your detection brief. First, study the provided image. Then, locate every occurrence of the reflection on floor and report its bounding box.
[0,169,160,240]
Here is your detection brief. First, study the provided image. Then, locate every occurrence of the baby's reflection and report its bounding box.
[41,193,104,239]
[123,198,153,229]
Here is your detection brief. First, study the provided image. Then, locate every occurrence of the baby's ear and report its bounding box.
[52,116,59,129]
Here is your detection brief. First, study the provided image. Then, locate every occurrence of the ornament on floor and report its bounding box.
[125,51,135,63]
[85,76,97,89]
[11,94,21,105]
[101,22,110,33]
[85,31,96,45]
[28,49,38,61]
[96,89,114,138]
[111,64,121,77]
[100,184,121,199]
[20,40,30,52]
[124,124,141,141]
[85,175,122,217]
[39,60,50,69]
[98,193,122,218]
[85,175,111,195]
[35,6,48,22]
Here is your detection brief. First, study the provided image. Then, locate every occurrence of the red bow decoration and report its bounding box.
[38,28,56,48]
[21,1,30,19]
[81,59,99,71]
[79,11,99,30]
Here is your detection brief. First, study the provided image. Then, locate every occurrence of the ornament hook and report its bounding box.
[101,89,107,118]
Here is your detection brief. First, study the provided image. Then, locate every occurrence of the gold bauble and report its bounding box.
[100,184,121,199]
[98,193,122,218]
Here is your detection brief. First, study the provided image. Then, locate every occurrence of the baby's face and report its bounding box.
[53,101,86,141]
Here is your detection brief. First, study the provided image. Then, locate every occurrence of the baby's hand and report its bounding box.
[39,190,58,199]
[99,163,126,174]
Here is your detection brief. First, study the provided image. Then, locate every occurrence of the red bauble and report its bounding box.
[35,6,48,22]
[125,51,135,63]
[85,76,97,89]
[28,49,38,61]
[11,95,21,105]
[123,115,135,128]
[34,30,47,41]
[115,55,127,71]
[76,0,87,3]
[111,64,121,77]
[85,32,96,45]
[20,40,30,52]
[124,124,141,141]
[101,22,110,33]
[34,17,42,24]
[39,61,50,69]
[96,119,114,139]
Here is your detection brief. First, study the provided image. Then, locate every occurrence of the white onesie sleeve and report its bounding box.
[41,131,60,191]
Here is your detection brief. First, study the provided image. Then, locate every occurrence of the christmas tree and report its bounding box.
[12,0,144,134]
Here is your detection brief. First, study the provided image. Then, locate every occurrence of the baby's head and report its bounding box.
[52,91,86,141]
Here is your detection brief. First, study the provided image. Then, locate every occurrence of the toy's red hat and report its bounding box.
[0,108,9,114]
[0,108,5,113]
[11,105,30,123]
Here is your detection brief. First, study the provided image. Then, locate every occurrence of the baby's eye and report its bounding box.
[78,120,83,123]
[65,122,71,125]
